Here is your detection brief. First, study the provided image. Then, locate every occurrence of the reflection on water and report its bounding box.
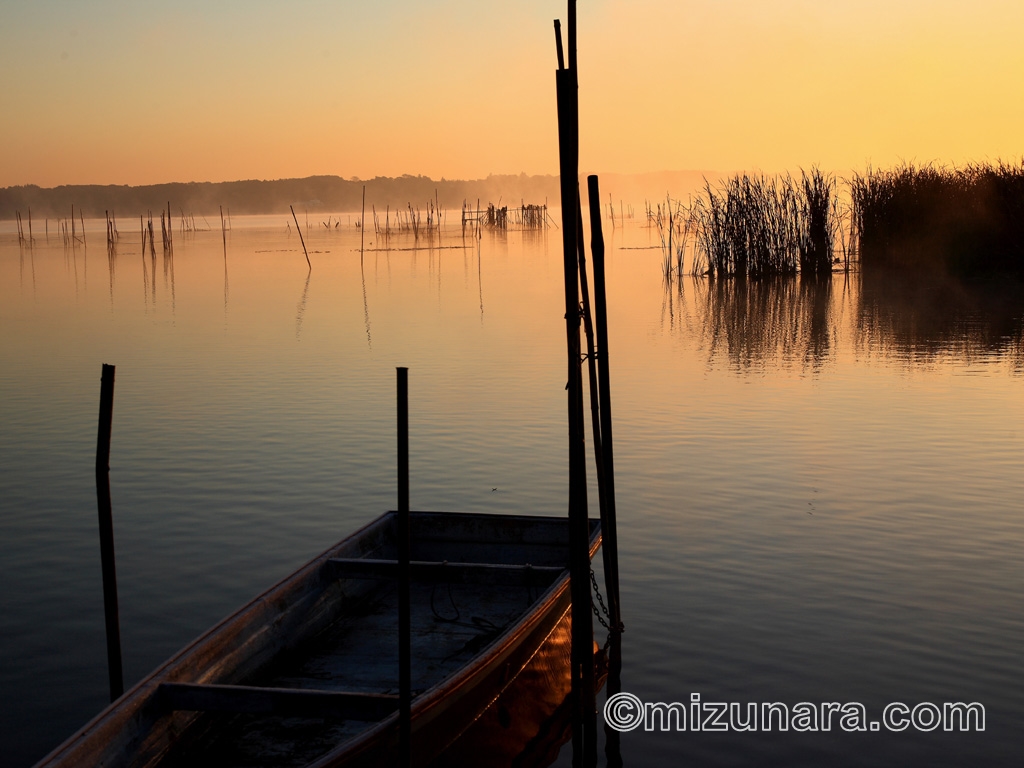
[2,216,1023,768]
[667,269,1024,372]
[672,274,843,371]
[295,269,311,340]
[432,611,605,768]
[857,270,1024,367]
[360,254,372,349]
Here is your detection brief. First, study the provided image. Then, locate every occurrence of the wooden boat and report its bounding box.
[35,510,601,768]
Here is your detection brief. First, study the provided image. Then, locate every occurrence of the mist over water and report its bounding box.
[1,214,1022,767]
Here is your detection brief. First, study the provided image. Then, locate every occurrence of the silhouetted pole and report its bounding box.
[587,175,621,631]
[396,367,411,768]
[589,176,624,766]
[95,363,123,702]
[219,205,228,253]
[290,205,311,269]
[555,2,597,764]
[576,192,608,540]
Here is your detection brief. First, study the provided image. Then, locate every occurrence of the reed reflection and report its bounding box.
[856,269,1024,366]
[687,275,837,370]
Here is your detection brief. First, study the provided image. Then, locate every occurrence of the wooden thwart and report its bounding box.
[158,682,398,721]
[325,558,563,586]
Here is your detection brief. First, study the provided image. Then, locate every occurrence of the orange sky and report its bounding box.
[2,0,1023,187]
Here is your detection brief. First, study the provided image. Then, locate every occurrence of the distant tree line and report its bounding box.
[0,173,563,220]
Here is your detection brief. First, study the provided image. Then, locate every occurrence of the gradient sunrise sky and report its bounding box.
[2,0,1023,187]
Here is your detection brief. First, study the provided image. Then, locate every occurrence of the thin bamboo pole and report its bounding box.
[588,175,621,630]
[576,194,607,539]
[290,205,311,269]
[555,3,597,763]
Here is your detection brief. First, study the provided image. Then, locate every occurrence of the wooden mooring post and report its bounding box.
[95,363,124,702]
[396,367,411,768]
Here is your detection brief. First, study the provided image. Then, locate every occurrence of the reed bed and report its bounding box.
[851,161,1024,276]
[691,170,839,278]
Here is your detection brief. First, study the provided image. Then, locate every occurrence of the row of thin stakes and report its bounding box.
[461,201,551,232]
[138,203,175,258]
[15,203,210,257]
[369,198,444,241]
[15,206,87,249]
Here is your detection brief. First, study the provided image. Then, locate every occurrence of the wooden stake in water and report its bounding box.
[396,367,411,768]
[219,205,227,252]
[95,363,124,702]
[290,205,311,269]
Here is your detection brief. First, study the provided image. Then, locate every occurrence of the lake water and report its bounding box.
[1,212,1022,767]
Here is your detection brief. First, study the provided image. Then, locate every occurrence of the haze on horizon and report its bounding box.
[3,0,1023,189]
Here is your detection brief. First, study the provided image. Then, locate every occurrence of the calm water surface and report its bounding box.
[1,214,1022,766]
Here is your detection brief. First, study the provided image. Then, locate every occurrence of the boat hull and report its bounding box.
[34,511,601,768]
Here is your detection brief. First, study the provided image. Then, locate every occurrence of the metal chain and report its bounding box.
[590,568,612,632]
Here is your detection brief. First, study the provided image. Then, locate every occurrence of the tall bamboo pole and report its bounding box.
[588,175,621,630]
[555,2,597,763]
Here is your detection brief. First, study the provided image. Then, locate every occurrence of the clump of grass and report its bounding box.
[653,195,691,277]
[851,161,1024,276]
[691,170,840,279]
[692,175,795,277]
[799,169,839,276]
